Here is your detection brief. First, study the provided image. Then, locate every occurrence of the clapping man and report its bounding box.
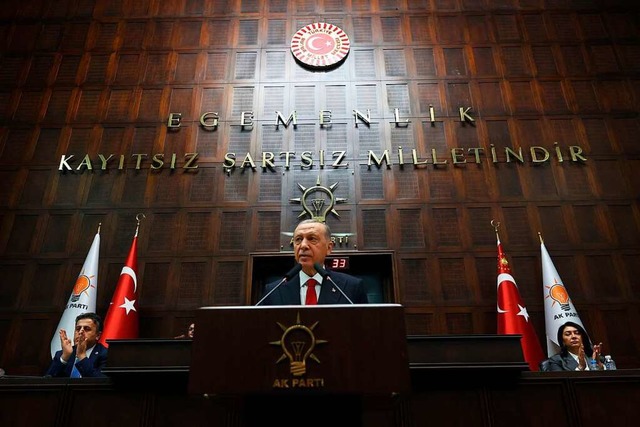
[46,312,108,378]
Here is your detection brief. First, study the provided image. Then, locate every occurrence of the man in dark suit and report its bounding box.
[46,312,108,378]
[261,220,368,305]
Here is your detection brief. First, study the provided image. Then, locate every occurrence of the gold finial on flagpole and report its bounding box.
[135,213,146,237]
[538,231,544,244]
[491,220,502,243]
[97,223,102,234]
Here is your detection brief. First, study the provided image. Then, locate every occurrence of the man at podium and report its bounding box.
[259,220,368,305]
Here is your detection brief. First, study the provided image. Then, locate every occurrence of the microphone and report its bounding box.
[313,262,354,304]
[255,263,302,306]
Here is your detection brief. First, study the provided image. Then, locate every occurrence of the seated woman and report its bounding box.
[541,321,603,371]
[173,323,195,339]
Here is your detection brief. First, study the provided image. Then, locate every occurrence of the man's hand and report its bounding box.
[75,335,88,360]
[59,329,73,362]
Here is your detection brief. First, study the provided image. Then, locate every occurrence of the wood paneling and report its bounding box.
[3,370,639,427]
[1,0,640,374]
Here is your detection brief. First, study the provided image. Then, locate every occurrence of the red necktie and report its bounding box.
[305,278,318,305]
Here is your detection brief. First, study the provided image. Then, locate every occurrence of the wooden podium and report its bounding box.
[188,304,410,427]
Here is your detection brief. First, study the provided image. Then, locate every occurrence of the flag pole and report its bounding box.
[494,219,545,370]
[491,219,500,240]
[97,222,101,234]
[99,214,142,346]
[135,213,145,237]
[50,224,101,357]
[538,231,544,244]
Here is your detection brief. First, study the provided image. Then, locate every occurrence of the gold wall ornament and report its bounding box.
[290,176,347,222]
[270,312,328,377]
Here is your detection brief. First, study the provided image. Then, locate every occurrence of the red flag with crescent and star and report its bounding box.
[496,232,544,371]
[99,234,139,347]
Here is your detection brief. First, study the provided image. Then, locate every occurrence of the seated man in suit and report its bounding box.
[541,321,603,371]
[260,219,368,305]
[46,312,108,378]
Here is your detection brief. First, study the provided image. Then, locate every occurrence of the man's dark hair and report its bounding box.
[296,219,332,240]
[557,321,592,356]
[75,312,103,332]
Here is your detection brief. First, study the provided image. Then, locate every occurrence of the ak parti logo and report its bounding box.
[71,273,94,302]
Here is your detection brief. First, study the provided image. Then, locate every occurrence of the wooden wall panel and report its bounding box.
[0,264,24,308]
[361,208,388,249]
[211,259,245,304]
[405,312,435,335]
[445,312,474,333]
[439,257,470,301]
[85,173,115,208]
[0,172,16,207]
[609,204,640,246]
[399,257,431,305]
[586,254,622,299]
[475,254,496,302]
[1,0,640,373]
[513,255,541,300]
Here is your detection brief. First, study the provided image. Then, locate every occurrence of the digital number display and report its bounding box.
[328,257,350,270]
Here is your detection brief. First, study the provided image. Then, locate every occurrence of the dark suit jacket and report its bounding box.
[261,271,368,305]
[46,343,108,378]
[542,352,579,371]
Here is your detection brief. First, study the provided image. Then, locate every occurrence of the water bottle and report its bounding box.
[589,358,599,371]
[604,355,617,370]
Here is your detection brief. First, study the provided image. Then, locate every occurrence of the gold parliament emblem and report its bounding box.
[270,312,328,377]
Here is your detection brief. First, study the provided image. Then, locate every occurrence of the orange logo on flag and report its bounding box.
[545,279,571,311]
[71,275,91,302]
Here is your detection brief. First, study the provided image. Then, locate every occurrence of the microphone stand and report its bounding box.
[313,263,354,304]
[255,264,302,306]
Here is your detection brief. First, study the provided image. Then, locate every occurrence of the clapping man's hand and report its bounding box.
[75,332,88,360]
[59,329,73,362]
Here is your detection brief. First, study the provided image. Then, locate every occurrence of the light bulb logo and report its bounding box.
[548,283,571,311]
[71,272,94,302]
[290,176,347,222]
[270,312,327,377]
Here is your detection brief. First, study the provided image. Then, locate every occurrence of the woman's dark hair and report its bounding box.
[557,321,592,356]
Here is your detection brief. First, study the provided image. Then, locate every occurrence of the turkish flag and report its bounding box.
[99,235,139,347]
[496,236,544,371]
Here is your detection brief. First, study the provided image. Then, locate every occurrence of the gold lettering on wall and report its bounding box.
[59,145,586,173]
[167,105,482,129]
[58,154,201,171]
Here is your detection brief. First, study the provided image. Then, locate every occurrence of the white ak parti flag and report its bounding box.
[540,237,589,357]
[50,230,100,358]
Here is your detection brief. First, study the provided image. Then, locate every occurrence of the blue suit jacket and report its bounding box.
[261,271,368,305]
[46,343,108,378]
